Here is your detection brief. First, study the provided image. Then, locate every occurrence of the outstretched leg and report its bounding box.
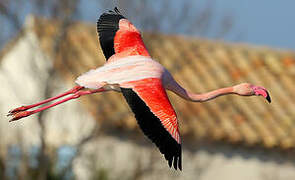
[8,86,105,122]
[9,86,84,114]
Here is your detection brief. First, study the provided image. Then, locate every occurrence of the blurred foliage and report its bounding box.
[0,145,72,180]
[92,168,110,180]
[0,144,157,180]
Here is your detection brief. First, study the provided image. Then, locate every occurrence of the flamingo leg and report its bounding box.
[8,87,105,122]
[8,85,85,114]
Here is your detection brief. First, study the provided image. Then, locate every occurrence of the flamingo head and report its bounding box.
[233,83,271,103]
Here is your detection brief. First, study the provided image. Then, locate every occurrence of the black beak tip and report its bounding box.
[266,91,271,103]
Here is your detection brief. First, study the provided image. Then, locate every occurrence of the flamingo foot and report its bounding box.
[8,110,33,122]
[8,106,29,114]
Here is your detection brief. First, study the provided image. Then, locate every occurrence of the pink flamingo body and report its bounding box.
[8,8,271,170]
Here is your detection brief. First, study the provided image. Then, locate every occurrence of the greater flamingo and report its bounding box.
[8,7,271,170]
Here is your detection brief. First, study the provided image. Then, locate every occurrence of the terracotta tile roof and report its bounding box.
[30,17,295,149]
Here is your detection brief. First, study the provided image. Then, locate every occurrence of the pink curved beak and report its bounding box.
[251,85,271,103]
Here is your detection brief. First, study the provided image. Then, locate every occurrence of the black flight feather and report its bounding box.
[97,7,126,60]
[121,88,182,170]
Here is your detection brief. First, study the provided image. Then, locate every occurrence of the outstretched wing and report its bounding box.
[121,78,182,170]
[97,7,150,61]
[97,8,181,169]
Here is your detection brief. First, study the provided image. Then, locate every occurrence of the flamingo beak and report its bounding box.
[265,91,271,103]
[251,86,271,103]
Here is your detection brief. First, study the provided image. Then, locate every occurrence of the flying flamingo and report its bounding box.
[8,7,271,170]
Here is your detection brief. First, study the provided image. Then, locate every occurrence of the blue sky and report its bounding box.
[1,1,294,50]
[78,0,294,50]
[215,0,295,49]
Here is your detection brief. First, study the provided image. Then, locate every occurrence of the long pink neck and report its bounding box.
[165,77,236,102]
